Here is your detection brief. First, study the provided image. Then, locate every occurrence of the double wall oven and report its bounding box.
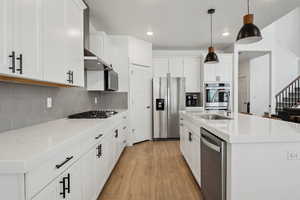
[205,83,230,110]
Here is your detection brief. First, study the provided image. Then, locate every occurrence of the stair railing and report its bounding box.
[275,75,300,113]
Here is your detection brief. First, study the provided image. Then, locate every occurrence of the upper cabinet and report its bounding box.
[0,0,86,86]
[129,37,152,67]
[184,57,201,92]
[203,54,233,83]
[153,58,169,77]
[90,31,113,66]
[153,56,201,92]
[0,0,42,79]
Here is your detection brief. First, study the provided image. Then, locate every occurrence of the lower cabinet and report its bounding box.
[32,160,82,200]
[180,118,201,186]
[31,116,129,200]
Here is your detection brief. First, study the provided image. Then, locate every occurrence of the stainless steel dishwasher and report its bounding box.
[201,128,226,200]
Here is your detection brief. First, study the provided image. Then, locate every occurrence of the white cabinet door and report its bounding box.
[169,57,184,77]
[14,0,42,79]
[204,54,233,83]
[203,63,216,82]
[129,37,152,67]
[65,0,84,87]
[41,0,67,84]
[153,58,169,77]
[31,179,59,200]
[81,148,96,200]
[0,0,14,75]
[110,38,129,92]
[184,57,201,92]
[66,161,82,200]
[89,32,104,61]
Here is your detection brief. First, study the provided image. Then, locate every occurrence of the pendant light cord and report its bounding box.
[210,13,213,47]
[247,0,250,14]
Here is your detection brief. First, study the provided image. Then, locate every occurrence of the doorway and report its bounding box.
[130,65,153,144]
[238,51,271,116]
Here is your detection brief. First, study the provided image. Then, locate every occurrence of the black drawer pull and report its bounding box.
[123,126,127,130]
[66,173,70,194]
[16,54,23,74]
[56,156,74,169]
[60,178,66,198]
[95,134,103,140]
[96,144,102,158]
[189,132,192,142]
[115,129,119,138]
[8,51,16,73]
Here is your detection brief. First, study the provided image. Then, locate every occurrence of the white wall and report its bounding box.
[249,54,270,116]
[234,8,300,114]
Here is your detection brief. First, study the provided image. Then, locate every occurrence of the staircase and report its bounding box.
[275,75,300,114]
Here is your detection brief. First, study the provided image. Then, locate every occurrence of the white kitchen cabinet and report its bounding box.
[129,37,152,67]
[90,31,112,66]
[32,159,82,200]
[41,0,66,84]
[0,0,85,86]
[14,0,42,79]
[0,0,14,75]
[31,179,58,200]
[0,0,42,79]
[203,54,233,83]
[184,57,201,92]
[153,58,169,77]
[110,37,130,92]
[65,0,85,87]
[180,116,201,186]
[169,57,184,77]
[81,147,97,200]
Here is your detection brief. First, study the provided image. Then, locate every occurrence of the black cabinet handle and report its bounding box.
[67,71,71,83]
[8,51,16,73]
[66,173,70,194]
[115,129,118,138]
[123,126,127,130]
[95,134,103,140]
[96,144,102,158]
[56,156,74,169]
[71,71,74,84]
[16,54,23,74]
[189,132,192,142]
[60,177,66,199]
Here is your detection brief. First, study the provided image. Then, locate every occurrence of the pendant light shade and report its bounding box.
[204,47,219,64]
[204,9,219,64]
[236,0,262,44]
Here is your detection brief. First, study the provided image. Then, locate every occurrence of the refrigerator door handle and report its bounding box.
[167,73,171,137]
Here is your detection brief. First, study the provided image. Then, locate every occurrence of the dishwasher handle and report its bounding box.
[201,137,221,152]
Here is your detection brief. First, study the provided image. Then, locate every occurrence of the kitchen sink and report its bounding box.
[197,114,232,120]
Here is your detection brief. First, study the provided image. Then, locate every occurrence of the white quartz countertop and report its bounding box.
[181,111,300,143]
[0,110,128,173]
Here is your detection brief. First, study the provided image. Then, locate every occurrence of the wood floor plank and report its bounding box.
[98,141,203,200]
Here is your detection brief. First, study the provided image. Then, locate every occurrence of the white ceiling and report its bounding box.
[86,0,300,50]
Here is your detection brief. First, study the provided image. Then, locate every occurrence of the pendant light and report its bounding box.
[204,9,219,64]
[236,0,262,44]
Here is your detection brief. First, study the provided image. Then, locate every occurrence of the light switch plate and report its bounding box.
[47,97,52,108]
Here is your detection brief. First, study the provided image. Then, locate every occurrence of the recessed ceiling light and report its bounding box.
[222,32,230,37]
[147,31,154,36]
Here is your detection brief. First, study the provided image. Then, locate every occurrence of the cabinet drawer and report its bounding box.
[26,144,80,199]
[80,129,105,154]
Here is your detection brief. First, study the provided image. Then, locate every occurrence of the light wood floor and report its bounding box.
[97,141,203,200]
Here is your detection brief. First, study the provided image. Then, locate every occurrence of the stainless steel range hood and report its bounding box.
[83,2,108,71]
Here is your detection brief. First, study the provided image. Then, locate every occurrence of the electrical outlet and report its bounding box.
[47,97,52,108]
[94,97,98,104]
[287,152,300,160]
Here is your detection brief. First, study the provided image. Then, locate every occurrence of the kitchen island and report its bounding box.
[180,111,300,200]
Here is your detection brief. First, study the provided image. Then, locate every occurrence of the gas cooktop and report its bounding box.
[68,110,118,119]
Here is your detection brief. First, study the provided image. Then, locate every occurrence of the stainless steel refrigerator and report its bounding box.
[153,74,185,139]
